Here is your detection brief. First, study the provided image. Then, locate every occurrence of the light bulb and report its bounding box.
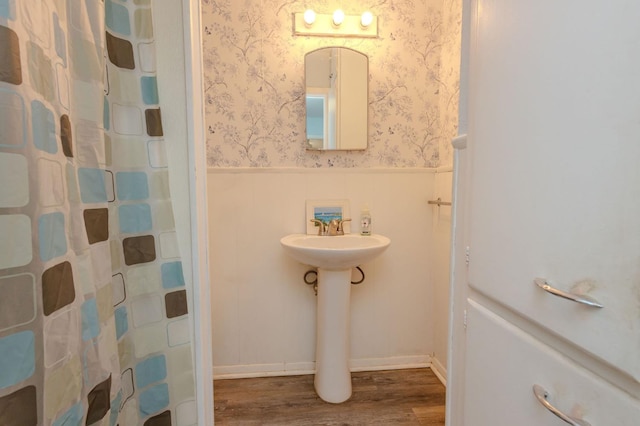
[333,9,345,26]
[361,11,374,27]
[303,9,316,25]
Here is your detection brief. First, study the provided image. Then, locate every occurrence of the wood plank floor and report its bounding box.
[214,368,446,425]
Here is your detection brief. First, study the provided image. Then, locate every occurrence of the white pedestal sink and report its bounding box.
[280,233,391,403]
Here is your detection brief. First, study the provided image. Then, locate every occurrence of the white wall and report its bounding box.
[208,168,436,377]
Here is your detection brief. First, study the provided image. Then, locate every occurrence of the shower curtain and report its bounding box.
[0,1,197,425]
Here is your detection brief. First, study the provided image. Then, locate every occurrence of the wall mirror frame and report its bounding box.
[304,47,369,151]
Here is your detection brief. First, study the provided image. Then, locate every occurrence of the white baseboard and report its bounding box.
[350,355,430,372]
[430,356,447,386]
[213,355,432,380]
[213,362,316,379]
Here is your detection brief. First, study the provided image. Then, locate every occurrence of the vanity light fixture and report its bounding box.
[293,9,378,38]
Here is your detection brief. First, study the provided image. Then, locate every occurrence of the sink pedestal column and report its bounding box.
[314,268,352,403]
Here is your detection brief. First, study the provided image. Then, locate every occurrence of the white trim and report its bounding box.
[350,355,431,372]
[213,355,431,380]
[207,167,439,174]
[445,145,469,426]
[446,1,473,423]
[214,362,316,379]
[179,1,213,425]
[154,1,213,423]
[430,356,447,386]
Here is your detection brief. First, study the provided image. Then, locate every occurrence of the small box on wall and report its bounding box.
[305,199,351,235]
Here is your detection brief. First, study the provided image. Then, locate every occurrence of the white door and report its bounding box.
[449,0,640,424]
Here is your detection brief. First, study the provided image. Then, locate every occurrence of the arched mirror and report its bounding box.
[305,47,368,150]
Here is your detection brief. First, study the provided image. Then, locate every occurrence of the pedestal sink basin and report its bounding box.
[280,233,391,403]
[280,233,391,271]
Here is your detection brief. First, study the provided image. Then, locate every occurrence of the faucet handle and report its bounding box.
[337,218,352,235]
[310,219,326,236]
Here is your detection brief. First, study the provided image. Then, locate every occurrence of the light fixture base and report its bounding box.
[293,12,379,38]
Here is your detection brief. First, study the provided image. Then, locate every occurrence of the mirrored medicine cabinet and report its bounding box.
[304,47,368,150]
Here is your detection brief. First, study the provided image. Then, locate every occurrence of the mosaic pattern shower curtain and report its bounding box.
[0,1,197,425]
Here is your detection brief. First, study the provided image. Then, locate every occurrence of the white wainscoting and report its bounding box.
[432,167,453,384]
[208,168,438,378]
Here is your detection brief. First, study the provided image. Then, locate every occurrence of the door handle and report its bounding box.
[533,384,591,426]
[534,278,603,308]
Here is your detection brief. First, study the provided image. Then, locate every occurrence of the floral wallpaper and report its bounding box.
[201,0,461,168]
[438,0,462,166]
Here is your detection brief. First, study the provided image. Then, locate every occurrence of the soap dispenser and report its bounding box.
[360,206,371,236]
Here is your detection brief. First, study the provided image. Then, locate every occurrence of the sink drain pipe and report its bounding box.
[304,267,365,295]
[351,267,365,285]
